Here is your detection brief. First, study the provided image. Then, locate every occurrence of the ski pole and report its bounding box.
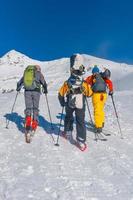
[6,92,19,129]
[111,95,123,139]
[55,106,64,146]
[85,97,93,124]
[45,94,54,130]
[45,94,55,143]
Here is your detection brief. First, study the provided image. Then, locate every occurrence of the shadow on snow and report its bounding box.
[4,112,25,133]
[4,112,66,136]
[4,111,94,138]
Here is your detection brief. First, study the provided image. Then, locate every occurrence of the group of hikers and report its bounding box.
[16,53,113,150]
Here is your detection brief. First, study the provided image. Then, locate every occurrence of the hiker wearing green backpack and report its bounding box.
[16,65,48,131]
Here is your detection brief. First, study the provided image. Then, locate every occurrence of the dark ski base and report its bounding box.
[25,132,31,143]
[94,132,107,142]
[102,131,111,136]
[87,121,111,141]
[25,126,36,143]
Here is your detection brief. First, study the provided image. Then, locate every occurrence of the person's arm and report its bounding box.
[82,81,93,97]
[39,72,48,93]
[104,79,113,95]
[58,82,69,107]
[85,75,93,86]
[16,77,23,91]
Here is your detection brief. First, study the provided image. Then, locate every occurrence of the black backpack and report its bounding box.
[102,69,111,79]
[92,73,106,93]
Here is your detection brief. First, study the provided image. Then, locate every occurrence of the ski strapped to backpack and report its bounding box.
[23,65,37,89]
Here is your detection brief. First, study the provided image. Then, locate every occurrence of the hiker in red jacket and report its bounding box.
[85,66,113,133]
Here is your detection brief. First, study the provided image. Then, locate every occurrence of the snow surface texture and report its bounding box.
[1,50,133,200]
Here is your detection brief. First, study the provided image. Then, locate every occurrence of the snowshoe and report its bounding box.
[61,131,75,144]
[75,141,87,151]
[61,131,67,139]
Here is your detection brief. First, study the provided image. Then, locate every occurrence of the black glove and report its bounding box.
[16,85,21,92]
[60,100,66,107]
[42,86,48,94]
[58,94,66,107]
[109,91,113,96]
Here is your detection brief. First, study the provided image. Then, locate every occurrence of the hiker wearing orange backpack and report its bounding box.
[85,65,113,133]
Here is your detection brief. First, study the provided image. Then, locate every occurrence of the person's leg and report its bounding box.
[62,106,75,141]
[32,91,40,130]
[92,93,107,132]
[75,106,87,151]
[24,91,33,128]
[64,106,74,132]
[100,93,107,128]
[75,106,86,143]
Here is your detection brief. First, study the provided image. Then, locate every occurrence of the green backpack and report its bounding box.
[23,65,36,89]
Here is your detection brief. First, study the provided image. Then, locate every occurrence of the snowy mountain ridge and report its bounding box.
[0,49,133,93]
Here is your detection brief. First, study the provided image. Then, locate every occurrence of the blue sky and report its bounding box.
[0,0,133,63]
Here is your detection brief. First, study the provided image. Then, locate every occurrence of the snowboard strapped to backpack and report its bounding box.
[24,65,37,89]
[67,75,84,109]
[92,73,107,93]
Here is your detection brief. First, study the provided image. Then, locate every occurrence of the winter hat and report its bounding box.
[35,65,41,71]
[92,65,100,74]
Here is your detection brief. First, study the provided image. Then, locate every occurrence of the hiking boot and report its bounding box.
[61,131,67,139]
[95,127,102,133]
[32,120,38,131]
[25,116,32,130]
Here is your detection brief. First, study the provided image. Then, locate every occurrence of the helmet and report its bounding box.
[92,65,100,74]
[71,68,83,76]
[71,64,85,76]
[102,69,111,79]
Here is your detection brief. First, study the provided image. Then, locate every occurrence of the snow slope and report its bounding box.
[0,50,133,200]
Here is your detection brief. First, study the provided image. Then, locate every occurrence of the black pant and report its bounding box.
[64,105,86,143]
